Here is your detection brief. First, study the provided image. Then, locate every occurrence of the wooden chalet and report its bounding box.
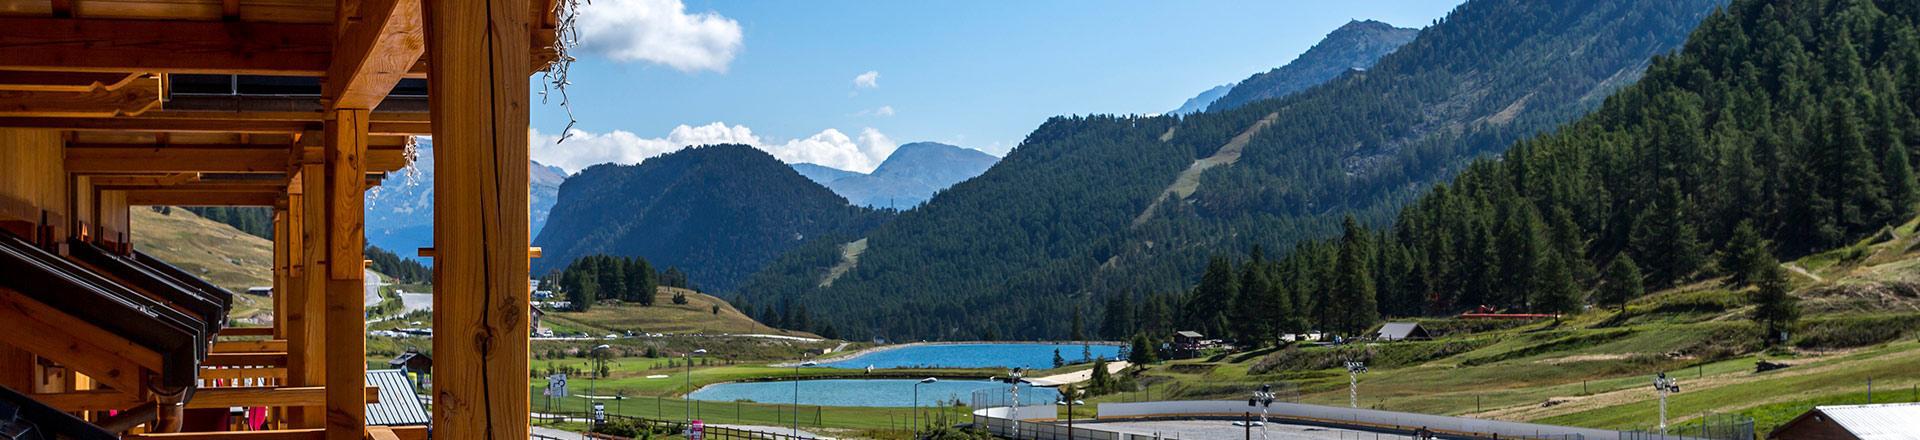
[0,0,560,438]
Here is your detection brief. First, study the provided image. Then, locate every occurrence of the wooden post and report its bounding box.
[323,109,368,440]
[425,0,532,437]
[272,205,289,341]
[285,163,328,427]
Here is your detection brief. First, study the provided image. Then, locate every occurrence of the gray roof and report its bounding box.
[1783,403,1920,439]
[1375,322,1427,340]
[1174,331,1203,338]
[365,369,430,426]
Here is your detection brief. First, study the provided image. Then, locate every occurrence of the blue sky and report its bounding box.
[527,0,1464,173]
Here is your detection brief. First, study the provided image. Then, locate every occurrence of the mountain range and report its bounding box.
[1204,19,1420,113]
[531,144,892,292]
[793,142,999,209]
[737,0,1724,340]
[364,138,567,260]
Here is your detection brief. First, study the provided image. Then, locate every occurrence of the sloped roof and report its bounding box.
[1774,403,1920,440]
[365,369,429,426]
[1375,322,1429,340]
[1174,331,1203,338]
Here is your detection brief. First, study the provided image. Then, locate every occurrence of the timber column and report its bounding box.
[425,0,534,438]
[323,110,369,440]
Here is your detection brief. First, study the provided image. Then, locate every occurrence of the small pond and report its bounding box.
[817,343,1122,370]
[688,379,1059,408]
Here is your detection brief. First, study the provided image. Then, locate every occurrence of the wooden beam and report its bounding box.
[203,352,289,368]
[0,287,158,394]
[186,386,378,409]
[66,146,407,174]
[324,108,369,440]
[199,367,288,381]
[415,247,540,258]
[89,173,202,188]
[0,75,161,117]
[218,327,279,338]
[0,17,333,75]
[0,117,311,133]
[212,339,290,353]
[326,0,426,110]
[0,71,145,93]
[125,190,280,206]
[137,110,430,124]
[425,0,533,437]
[128,430,322,440]
[28,389,145,412]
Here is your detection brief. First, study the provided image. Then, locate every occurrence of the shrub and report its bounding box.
[1792,314,1920,349]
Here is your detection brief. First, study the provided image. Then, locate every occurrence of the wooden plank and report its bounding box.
[125,190,279,206]
[363,426,400,440]
[425,0,533,436]
[186,386,379,409]
[0,75,161,117]
[0,71,145,93]
[198,367,288,381]
[0,117,312,133]
[89,173,202,187]
[219,327,279,337]
[325,0,425,110]
[128,429,324,440]
[212,339,289,353]
[324,108,369,440]
[275,206,290,339]
[0,17,332,75]
[416,246,540,258]
[28,389,145,412]
[0,287,157,394]
[203,352,289,368]
[381,426,426,440]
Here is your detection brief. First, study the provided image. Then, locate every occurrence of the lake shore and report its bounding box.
[771,340,1123,368]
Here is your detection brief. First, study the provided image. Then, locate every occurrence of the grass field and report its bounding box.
[543,288,819,338]
[1096,217,1920,435]
[131,207,276,324]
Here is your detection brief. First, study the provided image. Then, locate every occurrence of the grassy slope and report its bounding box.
[542,287,819,338]
[130,207,275,323]
[1106,216,1920,434]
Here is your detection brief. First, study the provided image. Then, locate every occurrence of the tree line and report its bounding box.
[550,254,692,311]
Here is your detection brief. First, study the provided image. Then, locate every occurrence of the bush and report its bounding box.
[1792,314,1920,349]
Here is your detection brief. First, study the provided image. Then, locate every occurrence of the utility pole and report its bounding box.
[1248,384,1275,440]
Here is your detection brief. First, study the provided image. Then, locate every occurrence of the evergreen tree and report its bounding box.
[1721,220,1773,286]
[1100,294,1135,340]
[1749,262,1799,346]
[1052,349,1065,368]
[1598,254,1644,312]
[1329,217,1378,335]
[1070,310,1087,341]
[1230,257,1277,346]
[1185,257,1239,337]
[1534,251,1583,313]
[1128,333,1158,365]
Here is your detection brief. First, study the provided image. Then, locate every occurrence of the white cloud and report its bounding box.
[853,71,880,89]
[855,105,896,117]
[531,123,899,173]
[576,0,743,73]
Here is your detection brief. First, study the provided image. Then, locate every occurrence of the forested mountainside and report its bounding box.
[1170,83,1236,116]
[738,0,1722,341]
[1161,0,1920,342]
[1205,20,1420,112]
[806,142,999,209]
[533,144,893,292]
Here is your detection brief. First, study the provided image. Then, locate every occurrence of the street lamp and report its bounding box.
[1056,387,1085,440]
[914,377,938,437]
[993,368,1026,438]
[1344,361,1367,408]
[685,348,706,423]
[1247,384,1276,440]
[590,345,611,425]
[1653,372,1681,434]
[793,356,812,438]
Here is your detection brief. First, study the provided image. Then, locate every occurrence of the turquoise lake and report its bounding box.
[688,379,1059,408]
[816,343,1122,370]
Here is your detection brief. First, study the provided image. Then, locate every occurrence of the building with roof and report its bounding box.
[365,369,430,427]
[1375,322,1432,341]
[1769,403,1920,439]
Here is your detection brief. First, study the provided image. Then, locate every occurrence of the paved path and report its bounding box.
[363,268,385,308]
[1028,361,1130,387]
[531,426,584,440]
[709,424,830,439]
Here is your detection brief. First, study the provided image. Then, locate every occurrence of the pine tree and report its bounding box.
[1598,254,1644,312]
[1534,251,1583,313]
[1231,259,1277,346]
[1128,333,1158,365]
[1330,217,1378,335]
[1185,257,1239,337]
[1070,310,1087,341]
[1749,262,1799,346]
[1100,294,1135,340]
[1721,220,1772,286]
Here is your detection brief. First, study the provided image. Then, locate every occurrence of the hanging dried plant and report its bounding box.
[540,0,588,144]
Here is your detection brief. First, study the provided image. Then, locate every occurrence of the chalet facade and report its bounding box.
[0,0,561,438]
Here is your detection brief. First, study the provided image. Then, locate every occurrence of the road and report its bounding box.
[398,292,433,315]
[1027,361,1130,386]
[364,268,385,308]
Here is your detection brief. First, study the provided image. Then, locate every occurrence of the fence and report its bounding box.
[574,413,822,440]
[1616,413,1755,440]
